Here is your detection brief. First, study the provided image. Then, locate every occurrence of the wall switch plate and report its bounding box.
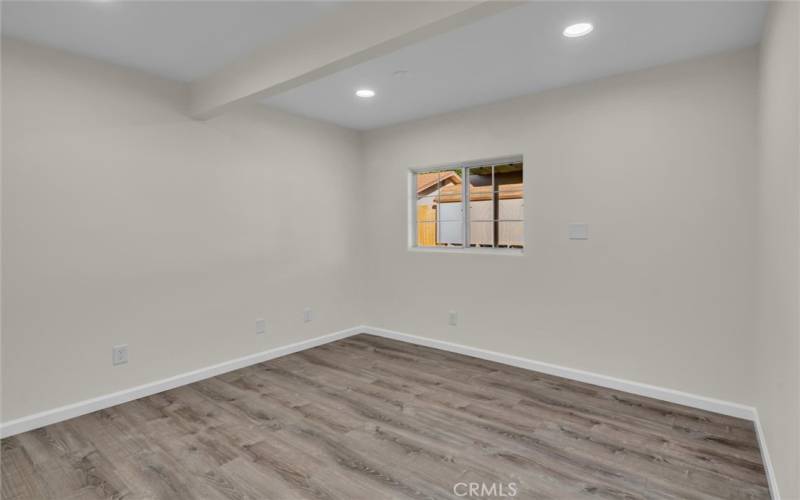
[112,345,128,366]
[255,318,266,335]
[304,307,313,323]
[568,223,589,240]
[448,311,458,326]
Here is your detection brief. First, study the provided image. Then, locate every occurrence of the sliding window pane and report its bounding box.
[467,165,494,247]
[469,199,493,222]
[498,185,524,202]
[495,163,523,222]
[468,166,493,212]
[437,200,463,222]
[416,222,437,248]
[498,198,524,221]
[416,195,437,222]
[416,169,441,225]
[413,162,521,251]
[468,164,494,247]
[498,221,524,248]
[416,170,442,196]
[470,221,494,247]
[468,165,493,187]
[493,163,523,187]
[437,168,464,209]
[437,221,464,247]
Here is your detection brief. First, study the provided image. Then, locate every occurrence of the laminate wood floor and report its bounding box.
[1,334,770,500]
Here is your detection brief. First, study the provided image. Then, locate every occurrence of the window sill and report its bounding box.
[408,246,524,256]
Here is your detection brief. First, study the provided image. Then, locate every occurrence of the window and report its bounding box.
[411,157,523,252]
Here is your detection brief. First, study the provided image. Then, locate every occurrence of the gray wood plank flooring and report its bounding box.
[1,334,770,499]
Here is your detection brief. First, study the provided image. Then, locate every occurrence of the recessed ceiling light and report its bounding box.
[563,22,594,38]
[355,89,376,98]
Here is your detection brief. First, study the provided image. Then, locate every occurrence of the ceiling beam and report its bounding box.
[189,1,521,119]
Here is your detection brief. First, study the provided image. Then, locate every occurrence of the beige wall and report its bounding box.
[362,49,759,406]
[755,2,800,498]
[1,39,365,421]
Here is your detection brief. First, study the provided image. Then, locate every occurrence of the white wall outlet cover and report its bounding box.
[568,223,589,240]
[304,307,313,323]
[448,311,458,326]
[255,318,266,335]
[112,344,128,366]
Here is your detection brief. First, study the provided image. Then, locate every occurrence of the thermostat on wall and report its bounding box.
[568,223,588,240]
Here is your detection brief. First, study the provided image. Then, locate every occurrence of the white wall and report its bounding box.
[1,39,364,422]
[362,49,759,407]
[755,2,800,498]
[5,33,794,491]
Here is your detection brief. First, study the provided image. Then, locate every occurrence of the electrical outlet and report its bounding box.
[304,307,313,323]
[255,318,266,335]
[112,344,128,366]
[448,311,458,326]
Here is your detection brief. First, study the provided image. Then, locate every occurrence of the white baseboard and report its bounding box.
[0,326,362,438]
[1,323,779,500]
[753,409,782,500]
[360,326,783,498]
[360,326,757,421]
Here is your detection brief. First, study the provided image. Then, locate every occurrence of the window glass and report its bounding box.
[413,161,522,251]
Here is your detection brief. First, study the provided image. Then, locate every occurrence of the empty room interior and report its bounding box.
[1,1,799,499]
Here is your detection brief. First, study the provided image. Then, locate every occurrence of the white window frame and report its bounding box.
[408,155,524,255]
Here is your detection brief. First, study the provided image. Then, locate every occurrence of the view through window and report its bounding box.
[413,160,523,250]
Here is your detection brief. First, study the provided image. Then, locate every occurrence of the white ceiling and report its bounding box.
[264,1,767,130]
[2,1,766,129]
[1,1,342,82]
